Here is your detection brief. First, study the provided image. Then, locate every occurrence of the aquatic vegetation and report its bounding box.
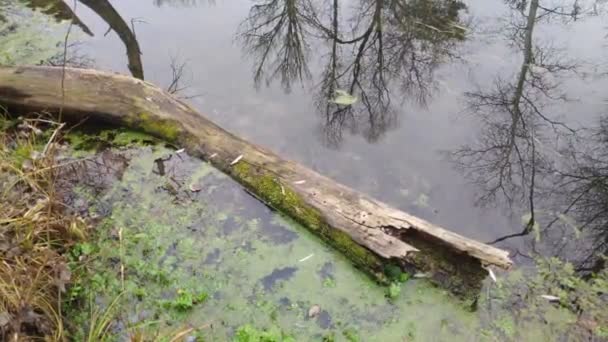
[161,289,209,312]
[234,324,295,342]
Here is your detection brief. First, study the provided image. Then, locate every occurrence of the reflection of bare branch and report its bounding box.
[17,0,93,35]
[42,42,94,68]
[551,118,608,272]
[314,0,467,145]
[452,0,581,245]
[238,0,314,91]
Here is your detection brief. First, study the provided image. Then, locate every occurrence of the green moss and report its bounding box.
[127,112,181,142]
[232,162,386,281]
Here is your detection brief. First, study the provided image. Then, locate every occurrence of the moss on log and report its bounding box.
[0,66,512,299]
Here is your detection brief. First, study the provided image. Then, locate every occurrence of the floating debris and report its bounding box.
[540,295,560,302]
[230,154,243,165]
[413,273,429,278]
[330,90,358,106]
[308,304,321,318]
[487,267,497,283]
[299,253,314,262]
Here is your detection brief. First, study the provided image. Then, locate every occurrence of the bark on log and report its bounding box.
[0,66,512,299]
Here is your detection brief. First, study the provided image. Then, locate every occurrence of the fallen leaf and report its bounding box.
[331,90,358,106]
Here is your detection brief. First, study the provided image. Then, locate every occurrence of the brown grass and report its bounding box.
[0,114,88,341]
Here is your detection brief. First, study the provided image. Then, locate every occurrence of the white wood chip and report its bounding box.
[293,180,306,185]
[230,155,243,165]
[175,148,185,154]
[299,253,314,262]
[541,295,560,302]
[487,267,497,283]
[210,153,217,158]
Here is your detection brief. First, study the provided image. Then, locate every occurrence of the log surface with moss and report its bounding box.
[0,66,512,297]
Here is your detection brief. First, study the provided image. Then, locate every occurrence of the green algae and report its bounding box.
[64,146,482,340]
[232,162,387,282]
[0,1,76,66]
[65,127,158,152]
[62,145,606,341]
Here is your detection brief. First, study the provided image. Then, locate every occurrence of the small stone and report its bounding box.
[308,304,321,318]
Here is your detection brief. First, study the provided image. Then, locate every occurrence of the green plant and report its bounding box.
[162,289,208,312]
[234,324,295,342]
[386,283,401,300]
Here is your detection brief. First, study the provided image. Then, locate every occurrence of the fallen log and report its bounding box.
[0,66,512,299]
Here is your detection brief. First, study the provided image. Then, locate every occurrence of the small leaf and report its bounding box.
[331,90,358,106]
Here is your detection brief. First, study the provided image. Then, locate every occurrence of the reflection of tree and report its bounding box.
[239,0,467,145]
[18,0,93,36]
[553,119,608,273]
[15,0,144,79]
[238,0,315,92]
[79,0,144,79]
[153,0,213,7]
[451,0,608,269]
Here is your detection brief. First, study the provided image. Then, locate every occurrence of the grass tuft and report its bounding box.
[0,114,87,341]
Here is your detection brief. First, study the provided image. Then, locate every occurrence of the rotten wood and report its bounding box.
[0,66,512,298]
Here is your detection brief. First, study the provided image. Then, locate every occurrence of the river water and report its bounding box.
[68,0,608,265]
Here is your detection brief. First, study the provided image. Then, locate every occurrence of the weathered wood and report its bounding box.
[0,66,512,298]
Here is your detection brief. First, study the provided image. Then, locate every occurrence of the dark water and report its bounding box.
[35,0,608,268]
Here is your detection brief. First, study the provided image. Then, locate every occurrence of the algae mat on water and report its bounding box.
[65,145,589,341]
[65,145,478,341]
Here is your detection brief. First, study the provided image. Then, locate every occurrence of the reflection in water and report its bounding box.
[451,0,607,271]
[79,0,144,79]
[16,0,144,79]
[153,0,212,7]
[18,0,93,35]
[239,0,467,145]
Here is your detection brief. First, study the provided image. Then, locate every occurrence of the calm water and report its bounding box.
[29,0,608,265]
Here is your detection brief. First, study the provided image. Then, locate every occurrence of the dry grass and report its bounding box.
[0,114,88,341]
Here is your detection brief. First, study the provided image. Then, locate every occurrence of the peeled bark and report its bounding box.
[0,66,512,299]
